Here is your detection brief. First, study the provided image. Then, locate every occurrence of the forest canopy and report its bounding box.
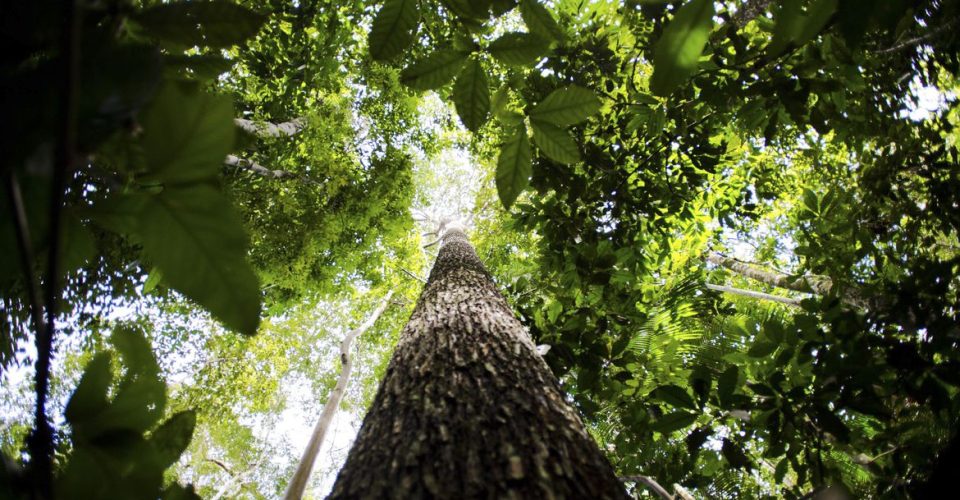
[2,0,959,498]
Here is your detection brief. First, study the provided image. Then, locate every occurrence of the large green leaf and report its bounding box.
[520,0,564,41]
[487,32,550,66]
[495,123,532,209]
[140,83,235,184]
[400,50,468,90]
[368,0,420,61]
[138,185,261,335]
[133,1,266,49]
[453,58,490,132]
[650,410,698,434]
[64,353,113,426]
[529,85,600,127]
[649,0,715,96]
[151,410,197,468]
[652,384,697,410]
[531,120,580,163]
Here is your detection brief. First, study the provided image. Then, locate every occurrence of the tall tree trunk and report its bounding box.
[328,228,628,499]
[284,290,394,500]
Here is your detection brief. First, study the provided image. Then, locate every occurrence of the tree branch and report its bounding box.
[283,290,395,500]
[620,475,673,500]
[224,155,322,185]
[234,117,306,138]
[705,283,804,306]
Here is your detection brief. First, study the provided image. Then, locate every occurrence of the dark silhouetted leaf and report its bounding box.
[400,50,468,90]
[368,0,420,61]
[496,123,532,209]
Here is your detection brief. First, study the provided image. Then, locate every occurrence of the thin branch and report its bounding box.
[4,173,47,353]
[397,267,426,284]
[705,283,804,307]
[878,18,960,54]
[620,475,674,500]
[283,291,395,500]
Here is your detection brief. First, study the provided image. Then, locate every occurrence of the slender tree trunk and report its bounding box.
[284,290,395,500]
[328,228,628,499]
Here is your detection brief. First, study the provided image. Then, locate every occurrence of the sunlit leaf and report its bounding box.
[529,85,600,127]
[496,123,532,209]
[649,0,715,96]
[368,0,420,61]
[531,120,580,163]
[400,50,468,90]
[487,32,550,66]
[453,58,490,132]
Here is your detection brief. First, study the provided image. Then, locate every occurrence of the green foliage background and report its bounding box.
[2,0,960,498]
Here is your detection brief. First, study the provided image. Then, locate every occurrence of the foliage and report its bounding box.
[3,0,960,498]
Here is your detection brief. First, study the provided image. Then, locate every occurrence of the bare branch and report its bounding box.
[224,155,322,186]
[284,291,395,500]
[620,475,674,500]
[234,117,306,138]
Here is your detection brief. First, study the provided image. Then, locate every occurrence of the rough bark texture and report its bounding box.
[328,229,628,499]
[234,117,306,137]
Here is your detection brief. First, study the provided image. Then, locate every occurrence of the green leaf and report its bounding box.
[138,185,261,335]
[162,484,202,500]
[747,340,778,357]
[519,0,564,41]
[453,58,491,132]
[495,123,532,209]
[652,384,697,410]
[400,50,468,90]
[649,0,715,96]
[140,82,235,184]
[143,267,163,294]
[368,0,420,61]
[721,438,753,470]
[111,327,160,377]
[487,32,550,66]
[650,410,698,434]
[529,85,601,127]
[151,410,197,468]
[133,1,266,49]
[531,120,580,164]
[64,353,113,425]
[717,365,739,405]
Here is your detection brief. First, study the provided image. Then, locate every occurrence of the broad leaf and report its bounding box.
[64,353,113,426]
[401,50,469,90]
[496,123,532,209]
[529,85,600,127]
[649,0,715,96]
[531,120,580,163]
[650,410,698,434]
[520,0,564,41]
[368,0,420,61]
[717,365,739,406]
[487,32,550,66]
[652,384,697,410]
[140,83,235,184]
[138,185,261,335]
[453,58,491,132]
[721,438,753,470]
[133,1,266,49]
[151,410,197,468]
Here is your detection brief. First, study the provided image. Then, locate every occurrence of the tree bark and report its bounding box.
[705,252,871,309]
[328,229,628,499]
[284,290,395,500]
[234,117,306,138]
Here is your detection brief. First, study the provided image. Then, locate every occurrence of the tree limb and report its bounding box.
[224,155,322,185]
[705,283,804,307]
[620,475,673,500]
[283,290,395,500]
[234,117,306,138]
